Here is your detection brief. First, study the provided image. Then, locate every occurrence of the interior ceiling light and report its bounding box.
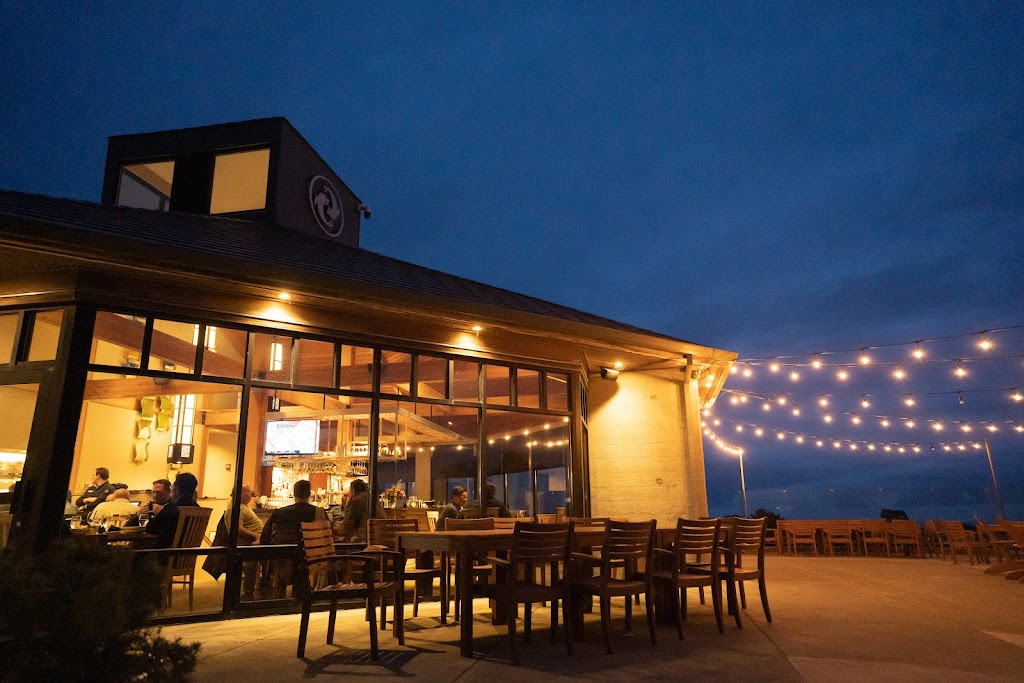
[278,291,291,301]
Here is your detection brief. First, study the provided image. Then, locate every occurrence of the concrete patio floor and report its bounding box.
[163,555,1024,681]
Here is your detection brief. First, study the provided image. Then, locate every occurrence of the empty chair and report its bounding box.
[163,507,213,610]
[923,520,947,560]
[825,521,856,556]
[570,519,657,654]
[651,517,725,638]
[296,521,404,660]
[859,520,891,557]
[890,520,923,558]
[719,517,771,628]
[787,520,819,556]
[975,519,1017,564]
[479,521,575,664]
[367,518,443,622]
[940,521,986,565]
[443,517,496,621]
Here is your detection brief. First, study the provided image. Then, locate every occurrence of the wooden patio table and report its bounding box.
[398,526,673,657]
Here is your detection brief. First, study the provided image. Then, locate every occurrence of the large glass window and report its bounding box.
[67,372,241,617]
[452,360,479,402]
[252,333,292,383]
[0,314,19,365]
[338,345,374,393]
[485,411,570,517]
[210,149,270,214]
[0,384,39,517]
[295,338,334,388]
[416,354,447,400]
[484,364,510,406]
[148,319,197,374]
[200,326,247,379]
[379,351,412,396]
[117,161,174,211]
[516,368,540,408]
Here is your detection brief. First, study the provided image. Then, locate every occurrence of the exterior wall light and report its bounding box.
[600,367,620,380]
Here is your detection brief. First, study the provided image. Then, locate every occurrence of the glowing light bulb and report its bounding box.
[1011,391,1023,402]
[769,359,779,373]
[861,396,871,408]
[972,443,983,450]
[837,370,849,381]
[850,444,857,450]
[777,433,785,440]
[892,368,906,380]
[978,332,992,350]
[957,444,967,451]
[859,349,871,365]
[762,403,771,411]
[713,419,721,426]
[1015,425,1024,433]
[792,408,801,416]
[943,445,951,451]
[730,396,739,405]
[851,416,861,425]
[961,425,972,433]
[730,365,738,374]
[777,396,787,405]
[884,445,892,452]
[789,370,800,381]
[955,360,967,378]
[815,440,824,447]
[819,396,829,407]
[912,342,924,360]
[868,444,876,451]
[904,395,915,407]
[811,355,822,369]
[833,441,841,449]
[987,425,998,432]
[932,423,943,431]
[881,419,890,427]
[824,414,833,423]
[912,446,921,453]
[736,425,744,432]
[743,367,753,378]
[898,447,906,453]
[796,436,804,443]
[755,428,764,437]
[906,420,916,428]
[739,395,748,403]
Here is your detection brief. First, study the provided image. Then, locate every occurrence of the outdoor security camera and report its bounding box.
[600,367,620,381]
[359,204,371,219]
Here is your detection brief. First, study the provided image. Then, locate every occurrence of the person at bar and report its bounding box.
[144,472,199,548]
[259,480,326,545]
[75,467,116,518]
[337,479,369,543]
[436,485,468,531]
[125,478,172,527]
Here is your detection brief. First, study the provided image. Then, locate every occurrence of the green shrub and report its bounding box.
[0,539,200,682]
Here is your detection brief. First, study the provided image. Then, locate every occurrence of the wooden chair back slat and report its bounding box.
[444,517,495,531]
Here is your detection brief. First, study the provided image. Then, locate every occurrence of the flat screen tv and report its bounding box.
[265,419,320,456]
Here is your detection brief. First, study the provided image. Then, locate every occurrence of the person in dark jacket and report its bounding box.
[75,467,117,518]
[259,479,326,545]
[144,472,199,548]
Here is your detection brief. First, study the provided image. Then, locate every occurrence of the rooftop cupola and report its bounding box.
[100,117,365,247]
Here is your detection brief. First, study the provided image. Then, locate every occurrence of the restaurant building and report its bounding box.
[0,118,734,618]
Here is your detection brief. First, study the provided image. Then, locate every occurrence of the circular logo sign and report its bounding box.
[308,175,344,237]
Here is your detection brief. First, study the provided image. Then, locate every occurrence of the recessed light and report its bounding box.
[278,292,292,301]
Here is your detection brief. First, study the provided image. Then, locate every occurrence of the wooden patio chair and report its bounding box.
[443,517,496,621]
[719,517,771,627]
[651,517,725,638]
[163,506,212,610]
[479,521,575,664]
[859,520,891,557]
[570,519,657,653]
[296,520,405,660]
[890,520,923,558]
[787,520,819,556]
[940,521,986,565]
[825,520,856,556]
[923,520,947,559]
[367,518,443,622]
[975,519,1018,564]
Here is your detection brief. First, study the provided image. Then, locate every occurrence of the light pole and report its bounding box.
[984,439,1007,520]
[737,449,749,518]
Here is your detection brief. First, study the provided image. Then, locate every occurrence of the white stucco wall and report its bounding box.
[586,370,708,525]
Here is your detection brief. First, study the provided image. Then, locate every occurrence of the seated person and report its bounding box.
[259,480,326,545]
[436,486,469,531]
[228,483,264,545]
[337,479,371,543]
[75,467,116,518]
[483,482,511,518]
[144,472,199,548]
[89,488,138,524]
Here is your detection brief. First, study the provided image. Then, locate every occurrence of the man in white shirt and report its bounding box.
[89,488,138,524]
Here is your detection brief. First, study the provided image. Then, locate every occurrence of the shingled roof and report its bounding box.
[0,189,690,344]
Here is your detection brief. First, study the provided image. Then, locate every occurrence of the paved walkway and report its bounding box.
[163,555,1024,681]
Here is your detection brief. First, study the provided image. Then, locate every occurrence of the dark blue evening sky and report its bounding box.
[2,2,1022,520]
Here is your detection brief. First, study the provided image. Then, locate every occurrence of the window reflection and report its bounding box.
[117,161,173,211]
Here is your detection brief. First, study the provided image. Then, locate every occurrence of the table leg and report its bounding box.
[459,550,473,657]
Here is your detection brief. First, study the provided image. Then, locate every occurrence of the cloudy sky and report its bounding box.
[2,2,1021,519]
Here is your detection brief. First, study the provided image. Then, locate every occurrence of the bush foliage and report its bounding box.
[0,539,200,682]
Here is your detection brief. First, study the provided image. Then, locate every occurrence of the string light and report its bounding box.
[861,396,871,408]
[978,332,992,351]
[913,342,925,359]
[955,360,967,378]
[1012,390,1023,402]
[819,396,829,407]
[892,367,906,380]
[789,370,800,381]
[837,370,849,381]
[958,392,965,405]
[859,349,871,365]
[769,358,779,373]
[851,416,861,425]
[811,354,822,369]
[904,395,916,407]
